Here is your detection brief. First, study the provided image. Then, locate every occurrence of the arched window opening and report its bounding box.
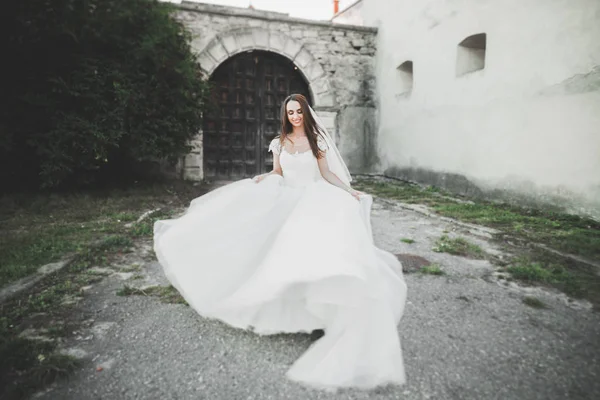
[456,33,486,76]
[397,60,414,95]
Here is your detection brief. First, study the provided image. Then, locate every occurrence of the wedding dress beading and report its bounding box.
[154,136,407,390]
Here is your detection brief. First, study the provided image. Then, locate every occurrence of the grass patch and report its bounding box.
[110,212,138,222]
[500,247,600,304]
[354,178,600,306]
[433,203,600,260]
[117,284,186,305]
[400,238,415,244]
[98,235,133,250]
[0,181,206,287]
[0,181,210,397]
[419,264,445,275]
[506,262,556,283]
[0,335,81,400]
[118,264,142,273]
[353,178,600,261]
[352,179,443,206]
[0,271,89,399]
[522,296,547,309]
[127,208,177,238]
[0,221,126,286]
[130,223,153,237]
[432,235,485,259]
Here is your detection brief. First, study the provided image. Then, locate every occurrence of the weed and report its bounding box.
[433,235,485,259]
[111,212,138,222]
[522,296,547,309]
[99,235,133,250]
[0,181,209,397]
[117,284,186,305]
[419,264,445,275]
[506,262,556,283]
[119,264,142,273]
[116,285,139,296]
[504,256,591,300]
[353,178,600,261]
[0,339,80,400]
[400,238,415,244]
[130,223,153,237]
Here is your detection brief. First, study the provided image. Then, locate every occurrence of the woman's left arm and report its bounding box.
[316,156,362,201]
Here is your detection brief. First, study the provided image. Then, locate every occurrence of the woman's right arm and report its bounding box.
[253,153,282,183]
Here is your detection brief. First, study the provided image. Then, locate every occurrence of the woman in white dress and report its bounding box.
[153,94,407,390]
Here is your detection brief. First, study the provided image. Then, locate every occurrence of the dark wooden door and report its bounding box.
[203,51,311,180]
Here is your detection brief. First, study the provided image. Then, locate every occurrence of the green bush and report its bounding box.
[1,0,210,189]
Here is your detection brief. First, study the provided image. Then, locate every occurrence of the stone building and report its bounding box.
[335,0,600,219]
[173,1,378,181]
[175,0,600,219]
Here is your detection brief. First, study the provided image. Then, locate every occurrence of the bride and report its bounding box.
[153,94,407,390]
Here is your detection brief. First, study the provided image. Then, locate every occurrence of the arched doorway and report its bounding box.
[203,50,312,180]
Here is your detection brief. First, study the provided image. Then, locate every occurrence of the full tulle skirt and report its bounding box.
[153,175,407,389]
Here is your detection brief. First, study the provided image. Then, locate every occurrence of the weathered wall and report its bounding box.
[361,0,600,218]
[174,1,379,179]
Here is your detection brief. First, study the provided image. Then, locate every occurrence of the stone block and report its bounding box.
[360,47,376,55]
[236,32,255,50]
[252,29,270,49]
[351,39,366,48]
[207,40,229,63]
[294,49,313,69]
[305,61,325,81]
[184,153,202,168]
[315,111,336,131]
[282,39,302,59]
[184,166,203,181]
[197,52,216,74]
[221,34,238,54]
[190,35,211,54]
[315,110,337,142]
[313,91,335,108]
[311,76,330,95]
[189,136,203,152]
[269,33,287,53]
[247,19,265,28]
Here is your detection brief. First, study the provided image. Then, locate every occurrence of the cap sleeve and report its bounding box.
[268,138,282,155]
[317,135,328,152]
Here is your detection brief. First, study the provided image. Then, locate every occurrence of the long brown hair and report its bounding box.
[279,94,325,159]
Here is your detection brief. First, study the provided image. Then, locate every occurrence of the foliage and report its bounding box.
[1,0,209,189]
[522,296,547,309]
[353,178,600,261]
[432,235,485,259]
[419,264,445,276]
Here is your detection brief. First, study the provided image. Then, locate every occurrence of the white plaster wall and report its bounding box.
[332,0,364,25]
[361,0,600,216]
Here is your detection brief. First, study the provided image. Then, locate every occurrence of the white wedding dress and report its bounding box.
[153,137,407,390]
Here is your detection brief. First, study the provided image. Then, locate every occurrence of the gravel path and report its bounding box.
[36,198,600,400]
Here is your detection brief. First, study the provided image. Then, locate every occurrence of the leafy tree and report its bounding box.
[1,0,209,189]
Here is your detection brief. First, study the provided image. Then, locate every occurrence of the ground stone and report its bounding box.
[32,195,600,400]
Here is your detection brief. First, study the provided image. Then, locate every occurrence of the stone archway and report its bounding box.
[196,28,335,109]
[182,27,342,181]
[202,50,312,180]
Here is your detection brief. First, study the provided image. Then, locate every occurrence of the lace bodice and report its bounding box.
[269,137,328,188]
